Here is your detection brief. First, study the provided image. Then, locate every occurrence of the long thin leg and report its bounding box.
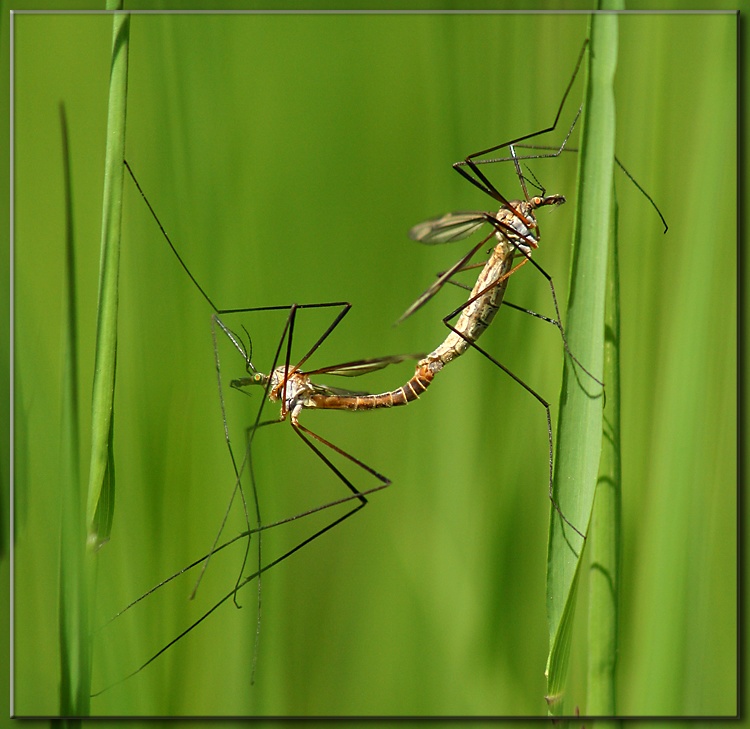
[437,253,594,537]
[482,218,605,389]
[443,314,585,539]
[92,476,375,699]
[184,315,255,603]
[462,312,581,537]
[414,214,603,391]
[461,106,583,170]
[442,262,607,398]
[466,139,668,234]
[225,300,354,625]
[447,44,668,235]
[513,265,604,391]
[451,40,588,205]
[395,232,494,325]
[93,417,390,696]
[104,434,390,625]
[121,161,393,690]
[194,301,353,604]
[98,299,396,693]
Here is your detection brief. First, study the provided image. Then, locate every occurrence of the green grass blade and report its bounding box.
[85,7,130,548]
[546,13,618,714]
[57,103,91,718]
[587,200,621,714]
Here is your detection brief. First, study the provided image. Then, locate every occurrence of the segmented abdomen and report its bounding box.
[311,364,434,411]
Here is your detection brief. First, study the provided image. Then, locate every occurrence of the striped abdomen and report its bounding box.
[310,363,434,411]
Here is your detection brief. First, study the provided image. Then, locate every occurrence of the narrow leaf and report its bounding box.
[85,8,130,547]
[546,12,618,714]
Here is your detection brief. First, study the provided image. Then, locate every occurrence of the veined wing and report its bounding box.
[408,211,489,243]
[309,383,374,398]
[306,353,425,378]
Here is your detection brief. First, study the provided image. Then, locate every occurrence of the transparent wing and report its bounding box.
[408,211,489,243]
[306,353,424,378]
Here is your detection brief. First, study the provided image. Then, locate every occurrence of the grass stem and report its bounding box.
[545,12,618,714]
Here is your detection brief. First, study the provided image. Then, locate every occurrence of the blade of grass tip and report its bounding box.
[587,197,621,715]
[545,12,618,715]
[85,6,130,549]
[58,103,91,717]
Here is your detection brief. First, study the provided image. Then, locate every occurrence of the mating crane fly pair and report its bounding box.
[105,165,581,694]
[98,40,665,694]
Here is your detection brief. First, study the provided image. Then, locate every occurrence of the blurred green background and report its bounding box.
[12,10,736,717]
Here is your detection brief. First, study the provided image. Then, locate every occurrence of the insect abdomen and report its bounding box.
[312,365,434,411]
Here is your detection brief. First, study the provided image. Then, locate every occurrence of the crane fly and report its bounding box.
[224,189,587,540]
[98,37,670,692]
[386,42,608,537]
[102,162,573,694]
[399,188,595,538]
[387,39,664,538]
[93,163,423,697]
[255,194,566,412]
